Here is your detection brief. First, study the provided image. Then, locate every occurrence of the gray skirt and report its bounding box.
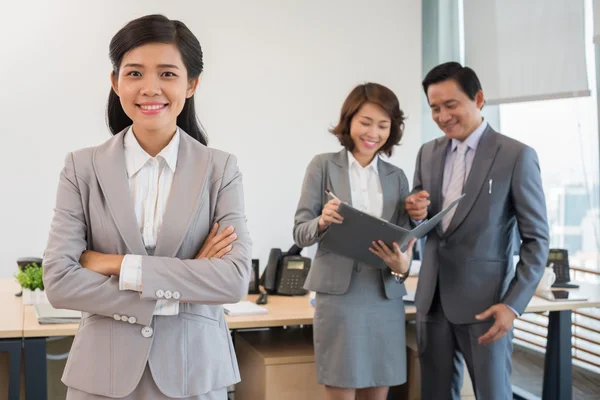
[66,364,227,400]
[313,265,406,389]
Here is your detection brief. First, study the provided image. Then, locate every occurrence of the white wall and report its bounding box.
[0,0,422,276]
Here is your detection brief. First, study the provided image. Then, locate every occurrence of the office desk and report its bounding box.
[0,281,23,339]
[19,278,418,339]
[17,277,600,400]
[512,282,600,400]
[20,290,322,399]
[0,281,23,400]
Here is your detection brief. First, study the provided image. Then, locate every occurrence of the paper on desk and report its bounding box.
[223,301,268,316]
[34,303,81,324]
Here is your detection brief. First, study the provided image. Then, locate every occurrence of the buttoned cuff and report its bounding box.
[506,304,520,317]
[119,254,143,292]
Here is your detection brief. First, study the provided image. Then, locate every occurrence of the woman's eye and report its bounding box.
[162,72,177,77]
[127,71,141,77]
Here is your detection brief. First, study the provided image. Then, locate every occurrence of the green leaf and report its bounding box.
[15,264,44,290]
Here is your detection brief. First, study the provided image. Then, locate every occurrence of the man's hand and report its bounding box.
[79,250,123,276]
[405,190,430,221]
[475,304,517,345]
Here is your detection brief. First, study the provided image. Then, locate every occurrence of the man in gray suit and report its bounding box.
[405,62,549,399]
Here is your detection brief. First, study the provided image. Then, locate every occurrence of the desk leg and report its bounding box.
[0,339,22,400]
[541,310,572,400]
[24,337,47,400]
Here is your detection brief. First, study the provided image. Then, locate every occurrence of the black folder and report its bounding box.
[320,193,465,268]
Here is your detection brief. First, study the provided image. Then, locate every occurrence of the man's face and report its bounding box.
[427,79,484,141]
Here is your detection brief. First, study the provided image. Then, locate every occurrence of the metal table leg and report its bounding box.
[24,337,48,400]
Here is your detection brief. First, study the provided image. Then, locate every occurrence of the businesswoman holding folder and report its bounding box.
[43,15,252,399]
[294,83,415,400]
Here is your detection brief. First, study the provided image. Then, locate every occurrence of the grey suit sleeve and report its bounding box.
[139,154,252,305]
[293,155,325,248]
[410,145,428,226]
[396,169,412,230]
[502,147,549,314]
[412,145,424,194]
[43,153,156,326]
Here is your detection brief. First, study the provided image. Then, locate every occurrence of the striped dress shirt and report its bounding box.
[118,127,180,316]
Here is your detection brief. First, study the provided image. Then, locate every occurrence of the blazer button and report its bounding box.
[156,289,164,298]
[440,240,446,248]
[172,291,181,300]
[120,315,128,322]
[164,290,172,299]
[113,314,121,321]
[128,316,137,324]
[141,326,153,338]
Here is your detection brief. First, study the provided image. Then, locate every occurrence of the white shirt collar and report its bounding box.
[124,127,180,177]
[451,119,488,153]
[347,151,379,175]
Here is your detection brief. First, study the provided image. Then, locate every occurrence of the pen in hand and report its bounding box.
[326,190,341,201]
[319,190,344,231]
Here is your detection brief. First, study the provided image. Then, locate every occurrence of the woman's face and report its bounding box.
[349,102,391,160]
[111,43,198,134]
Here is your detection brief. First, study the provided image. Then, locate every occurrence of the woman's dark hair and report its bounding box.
[107,14,207,145]
[330,83,405,157]
[422,62,483,105]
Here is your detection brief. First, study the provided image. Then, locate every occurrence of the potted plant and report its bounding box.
[15,262,47,304]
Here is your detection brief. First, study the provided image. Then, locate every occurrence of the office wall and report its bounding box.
[0,0,422,276]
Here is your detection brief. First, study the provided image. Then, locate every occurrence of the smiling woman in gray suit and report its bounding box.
[294,83,416,400]
[42,15,252,399]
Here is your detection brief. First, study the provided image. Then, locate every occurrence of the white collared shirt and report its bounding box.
[119,127,180,316]
[347,151,383,218]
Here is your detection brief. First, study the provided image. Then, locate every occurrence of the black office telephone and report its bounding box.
[261,245,311,296]
[547,248,579,289]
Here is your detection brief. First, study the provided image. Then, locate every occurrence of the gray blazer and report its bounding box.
[293,150,411,299]
[43,128,252,398]
[413,126,549,324]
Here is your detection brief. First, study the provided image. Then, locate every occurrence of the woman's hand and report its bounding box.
[369,238,417,275]
[196,223,237,259]
[79,250,123,276]
[318,199,343,232]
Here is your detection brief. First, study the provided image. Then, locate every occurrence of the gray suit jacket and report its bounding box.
[43,128,252,398]
[294,150,411,298]
[413,126,549,324]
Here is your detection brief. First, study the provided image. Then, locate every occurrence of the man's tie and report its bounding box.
[441,142,468,232]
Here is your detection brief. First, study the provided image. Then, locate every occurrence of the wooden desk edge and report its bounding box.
[228,317,314,330]
[18,279,600,337]
[0,329,24,339]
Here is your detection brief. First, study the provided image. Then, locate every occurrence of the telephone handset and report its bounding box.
[261,245,311,296]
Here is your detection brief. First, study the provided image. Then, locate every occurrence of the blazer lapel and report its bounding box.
[93,129,147,256]
[378,160,398,222]
[328,150,352,206]
[153,131,211,257]
[430,136,449,237]
[444,126,500,236]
